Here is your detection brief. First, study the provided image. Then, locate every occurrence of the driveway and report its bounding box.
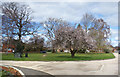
[0,53,118,75]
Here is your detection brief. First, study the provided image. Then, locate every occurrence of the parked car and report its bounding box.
[64,50,70,53]
[40,51,46,53]
[8,49,12,53]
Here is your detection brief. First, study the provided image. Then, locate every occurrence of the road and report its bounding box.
[15,66,54,77]
[0,53,118,75]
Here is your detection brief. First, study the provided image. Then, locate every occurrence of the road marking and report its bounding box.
[89,64,104,72]
[100,65,104,71]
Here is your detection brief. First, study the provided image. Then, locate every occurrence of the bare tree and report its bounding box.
[28,35,44,51]
[2,15,14,53]
[88,18,110,51]
[43,18,69,53]
[2,2,37,42]
[2,15,14,39]
[81,13,95,32]
[81,13,110,52]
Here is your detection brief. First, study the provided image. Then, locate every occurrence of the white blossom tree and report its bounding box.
[53,23,96,57]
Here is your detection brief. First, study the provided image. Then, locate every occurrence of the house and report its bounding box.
[2,44,15,52]
[2,39,23,52]
[56,48,70,53]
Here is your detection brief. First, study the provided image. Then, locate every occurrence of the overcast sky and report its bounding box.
[23,2,118,46]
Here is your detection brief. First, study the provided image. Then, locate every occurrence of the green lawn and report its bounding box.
[1,52,115,61]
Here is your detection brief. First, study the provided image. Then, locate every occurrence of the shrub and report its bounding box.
[15,42,24,53]
[24,46,31,52]
[103,49,110,53]
[90,50,96,53]
[118,47,120,50]
[78,49,86,53]
[47,50,52,52]
[14,42,24,58]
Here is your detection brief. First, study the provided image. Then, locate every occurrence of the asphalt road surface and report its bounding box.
[15,66,53,77]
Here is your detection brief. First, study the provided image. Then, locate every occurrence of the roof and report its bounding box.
[2,44,15,49]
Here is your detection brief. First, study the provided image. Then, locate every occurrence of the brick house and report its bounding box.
[2,44,15,52]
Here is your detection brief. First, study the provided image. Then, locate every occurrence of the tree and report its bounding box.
[2,15,14,53]
[88,18,110,52]
[81,13,110,52]
[2,15,14,40]
[2,2,38,42]
[43,17,96,57]
[43,18,69,53]
[29,35,44,51]
[15,42,24,53]
[24,35,44,52]
[81,13,95,32]
[15,41,24,57]
[53,23,95,58]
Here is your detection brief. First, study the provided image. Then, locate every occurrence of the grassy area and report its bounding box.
[1,52,115,61]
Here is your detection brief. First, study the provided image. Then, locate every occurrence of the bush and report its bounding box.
[103,49,110,53]
[15,42,24,53]
[14,42,24,58]
[47,50,52,52]
[78,49,86,53]
[24,46,31,52]
[118,47,120,50]
[90,50,96,53]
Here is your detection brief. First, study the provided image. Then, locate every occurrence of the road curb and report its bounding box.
[0,65,25,77]
[10,66,25,77]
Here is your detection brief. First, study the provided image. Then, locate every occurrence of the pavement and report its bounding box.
[118,51,120,77]
[0,53,118,75]
[14,66,54,77]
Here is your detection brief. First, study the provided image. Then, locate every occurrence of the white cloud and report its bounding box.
[91,3,118,16]
[27,2,91,22]
[1,0,120,2]
[27,2,118,27]
[110,29,118,46]
[115,36,118,41]
[111,40,118,47]
[27,2,118,46]
[110,29,118,34]
[21,36,31,42]
[104,14,118,27]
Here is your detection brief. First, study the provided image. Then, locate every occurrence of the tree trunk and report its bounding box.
[18,32,22,42]
[71,52,75,58]
[52,49,55,53]
[18,25,22,42]
[52,47,56,53]
[70,49,76,58]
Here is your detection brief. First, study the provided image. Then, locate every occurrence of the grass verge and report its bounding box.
[1,52,115,61]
